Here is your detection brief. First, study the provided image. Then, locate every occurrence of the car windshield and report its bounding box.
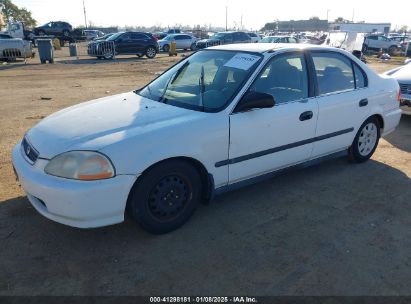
[138,50,262,112]
[107,32,123,41]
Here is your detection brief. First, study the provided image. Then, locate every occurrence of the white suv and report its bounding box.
[364,34,402,54]
[12,44,401,234]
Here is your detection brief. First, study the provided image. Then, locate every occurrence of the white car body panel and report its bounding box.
[12,43,402,228]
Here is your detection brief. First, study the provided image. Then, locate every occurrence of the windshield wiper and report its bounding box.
[159,60,190,103]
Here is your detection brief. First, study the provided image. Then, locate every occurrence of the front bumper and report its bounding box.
[12,142,137,228]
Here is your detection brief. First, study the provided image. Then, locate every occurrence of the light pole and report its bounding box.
[326,9,330,22]
[83,0,88,29]
[225,6,228,31]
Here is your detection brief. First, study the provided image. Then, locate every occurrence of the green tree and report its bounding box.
[261,21,278,32]
[398,25,408,33]
[0,0,36,28]
[334,17,350,23]
[309,16,320,21]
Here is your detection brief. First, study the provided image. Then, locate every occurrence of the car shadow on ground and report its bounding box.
[384,115,411,153]
[1,156,411,295]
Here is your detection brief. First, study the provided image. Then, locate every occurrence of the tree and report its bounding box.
[261,21,278,32]
[0,0,36,28]
[334,17,350,23]
[309,16,320,21]
[399,25,408,33]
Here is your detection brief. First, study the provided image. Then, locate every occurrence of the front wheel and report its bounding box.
[146,46,157,59]
[349,117,380,163]
[128,160,202,234]
[190,43,196,51]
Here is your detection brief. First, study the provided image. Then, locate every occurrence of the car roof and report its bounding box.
[207,43,332,53]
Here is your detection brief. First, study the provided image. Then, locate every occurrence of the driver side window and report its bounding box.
[250,53,308,104]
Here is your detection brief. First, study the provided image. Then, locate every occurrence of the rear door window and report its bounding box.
[311,52,355,95]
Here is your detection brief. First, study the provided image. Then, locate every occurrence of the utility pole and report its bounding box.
[326,9,330,22]
[83,0,88,29]
[351,8,355,22]
[225,6,228,31]
[240,15,243,30]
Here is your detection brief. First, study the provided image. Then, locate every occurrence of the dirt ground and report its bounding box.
[1,49,411,296]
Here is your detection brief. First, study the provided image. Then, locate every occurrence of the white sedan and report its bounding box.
[12,44,402,234]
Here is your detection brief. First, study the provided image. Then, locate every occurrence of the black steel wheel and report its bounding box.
[128,160,202,234]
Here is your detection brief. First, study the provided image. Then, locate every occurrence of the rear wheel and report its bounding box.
[63,30,70,37]
[38,30,46,36]
[349,117,380,163]
[128,160,202,234]
[162,44,170,53]
[146,46,157,59]
[190,43,196,51]
[388,45,398,55]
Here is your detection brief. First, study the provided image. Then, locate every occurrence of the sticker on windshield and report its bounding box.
[223,53,260,70]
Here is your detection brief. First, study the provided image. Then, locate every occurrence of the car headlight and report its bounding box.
[45,151,115,180]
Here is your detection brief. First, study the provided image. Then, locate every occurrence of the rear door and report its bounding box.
[309,51,370,158]
[130,33,148,53]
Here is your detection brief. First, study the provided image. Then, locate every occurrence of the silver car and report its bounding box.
[158,34,197,52]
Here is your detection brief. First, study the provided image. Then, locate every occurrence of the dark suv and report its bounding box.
[196,31,251,49]
[88,31,159,59]
[34,21,73,36]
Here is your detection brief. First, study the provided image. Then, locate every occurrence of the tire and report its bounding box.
[128,160,202,234]
[190,43,196,51]
[63,30,70,37]
[103,51,113,60]
[146,46,157,59]
[349,117,380,163]
[162,44,170,53]
[136,54,144,58]
[38,30,45,36]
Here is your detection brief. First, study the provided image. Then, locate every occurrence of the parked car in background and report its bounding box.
[261,36,299,43]
[0,37,34,60]
[13,43,401,234]
[88,31,159,59]
[196,31,251,49]
[158,34,197,52]
[247,32,261,43]
[363,35,402,54]
[152,32,168,40]
[84,30,105,40]
[384,63,411,115]
[34,21,73,36]
[167,29,181,34]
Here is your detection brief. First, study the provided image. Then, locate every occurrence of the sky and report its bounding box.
[10,0,411,31]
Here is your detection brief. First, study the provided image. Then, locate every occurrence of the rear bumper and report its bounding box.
[12,142,137,228]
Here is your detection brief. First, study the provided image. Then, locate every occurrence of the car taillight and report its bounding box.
[397,88,401,102]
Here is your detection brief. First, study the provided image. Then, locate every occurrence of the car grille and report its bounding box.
[22,136,39,164]
[399,83,411,95]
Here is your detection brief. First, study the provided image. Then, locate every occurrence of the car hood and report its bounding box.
[26,92,204,159]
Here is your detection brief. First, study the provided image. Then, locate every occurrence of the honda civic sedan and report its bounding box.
[12,44,402,234]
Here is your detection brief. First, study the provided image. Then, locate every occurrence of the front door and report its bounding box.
[228,52,319,183]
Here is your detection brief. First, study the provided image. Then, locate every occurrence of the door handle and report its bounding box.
[359,98,368,107]
[299,111,313,121]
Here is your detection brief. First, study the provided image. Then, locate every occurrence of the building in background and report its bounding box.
[277,19,329,32]
[329,22,391,34]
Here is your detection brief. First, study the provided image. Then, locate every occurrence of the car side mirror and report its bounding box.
[234,91,275,113]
